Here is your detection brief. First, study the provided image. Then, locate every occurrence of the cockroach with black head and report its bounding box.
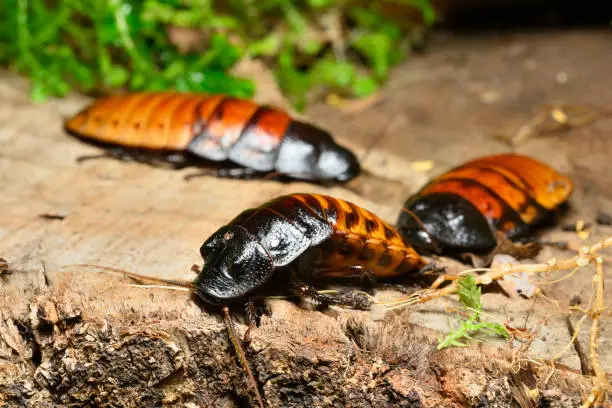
[396,153,574,259]
[64,92,361,185]
[76,193,432,407]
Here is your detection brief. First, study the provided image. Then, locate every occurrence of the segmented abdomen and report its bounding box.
[64,91,292,163]
[421,154,572,234]
[229,194,425,279]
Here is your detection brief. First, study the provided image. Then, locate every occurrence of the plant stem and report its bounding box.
[109,0,149,73]
[16,0,43,75]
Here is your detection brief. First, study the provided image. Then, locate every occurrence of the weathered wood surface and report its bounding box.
[2,30,612,407]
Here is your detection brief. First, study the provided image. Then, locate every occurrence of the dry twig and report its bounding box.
[580,257,610,408]
[380,236,612,309]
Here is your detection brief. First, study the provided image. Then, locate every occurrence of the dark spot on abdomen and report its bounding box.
[365,218,376,234]
[345,210,359,229]
[384,226,395,240]
[377,251,393,267]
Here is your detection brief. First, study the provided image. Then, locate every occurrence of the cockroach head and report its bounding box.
[317,142,361,182]
[194,225,274,305]
[397,214,438,253]
[276,122,360,182]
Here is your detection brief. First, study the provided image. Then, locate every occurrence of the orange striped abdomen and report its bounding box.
[286,194,426,279]
[64,92,203,149]
[457,154,573,210]
[64,92,290,159]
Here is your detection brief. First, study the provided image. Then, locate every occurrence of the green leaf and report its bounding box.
[130,72,148,89]
[311,59,356,89]
[248,34,281,57]
[196,34,244,70]
[348,7,383,30]
[275,47,310,111]
[163,59,187,80]
[207,15,240,30]
[105,65,129,87]
[181,70,254,98]
[284,5,308,35]
[457,275,482,313]
[351,32,392,79]
[307,0,332,9]
[352,75,378,97]
[300,37,324,56]
[407,0,437,25]
[482,322,510,339]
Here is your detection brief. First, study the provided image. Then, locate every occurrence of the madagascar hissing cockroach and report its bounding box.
[64,92,360,183]
[193,193,429,302]
[396,153,574,255]
[74,193,431,407]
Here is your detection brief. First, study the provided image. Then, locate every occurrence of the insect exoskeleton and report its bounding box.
[396,153,574,254]
[64,92,360,183]
[194,193,428,304]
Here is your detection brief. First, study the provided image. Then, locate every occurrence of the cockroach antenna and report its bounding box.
[222,305,266,408]
[66,263,196,289]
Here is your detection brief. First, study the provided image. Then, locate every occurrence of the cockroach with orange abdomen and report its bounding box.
[72,193,434,407]
[396,153,574,260]
[64,92,360,184]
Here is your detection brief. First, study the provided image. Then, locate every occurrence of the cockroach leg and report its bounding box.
[76,148,188,170]
[418,262,445,275]
[293,281,371,310]
[332,289,373,310]
[243,298,257,344]
[184,167,264,181]
[164,153,190,169]
[130,152,192,169]
[215,167,267,180]
[357,268,412,297]
[76,148,128,164]
[359,268,377,294]
[341,266,420,296]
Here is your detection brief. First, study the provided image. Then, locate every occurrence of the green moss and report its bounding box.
[0,0,435,108]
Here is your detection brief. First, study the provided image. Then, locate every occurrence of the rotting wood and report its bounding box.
[0,270,598,407]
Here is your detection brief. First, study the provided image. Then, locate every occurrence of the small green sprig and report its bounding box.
[437,275,509,350]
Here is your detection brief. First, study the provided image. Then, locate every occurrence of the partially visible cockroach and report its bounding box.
[73,193,432,407]
[64,92,360,183]
[397,153,574,256]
